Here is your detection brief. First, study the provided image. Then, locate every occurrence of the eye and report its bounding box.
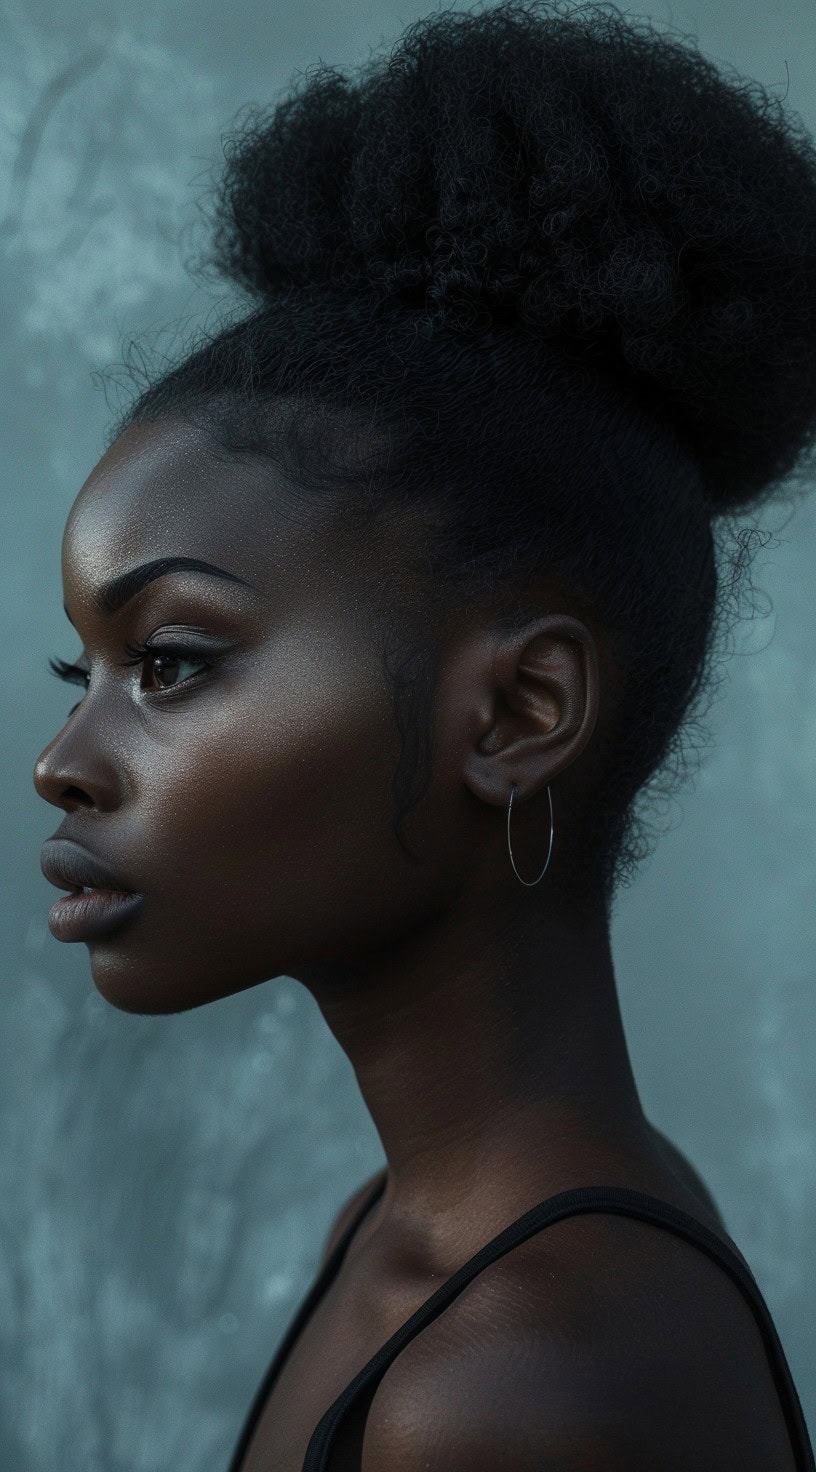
[48,640,216,713]
[121,639,214,692]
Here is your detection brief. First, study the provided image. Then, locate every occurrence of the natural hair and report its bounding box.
[106,0,816,917]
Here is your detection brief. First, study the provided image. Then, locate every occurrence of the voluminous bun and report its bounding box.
[210,0,816,513]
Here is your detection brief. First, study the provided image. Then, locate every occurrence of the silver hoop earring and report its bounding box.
[506,782,554,887]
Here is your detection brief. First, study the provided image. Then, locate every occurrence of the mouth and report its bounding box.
[40,838,144,943]
[40,838,139,897]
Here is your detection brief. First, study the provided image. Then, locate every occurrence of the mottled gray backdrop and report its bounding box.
[2,0,815,1467]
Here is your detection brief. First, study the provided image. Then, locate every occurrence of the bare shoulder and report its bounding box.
[361,1209,798,1472]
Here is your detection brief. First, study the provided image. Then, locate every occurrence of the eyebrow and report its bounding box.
[63,556,254,627]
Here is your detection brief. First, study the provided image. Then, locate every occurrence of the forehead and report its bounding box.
[61,415,440,637]
[61,416,357,612]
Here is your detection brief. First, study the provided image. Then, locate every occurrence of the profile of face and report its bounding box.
[32,417,463,1015]
[33,415,599,1019]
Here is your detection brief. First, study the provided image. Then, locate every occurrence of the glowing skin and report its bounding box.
[33,414,698,1261]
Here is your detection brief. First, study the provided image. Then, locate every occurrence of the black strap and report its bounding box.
[302,1183,814,1472]
[227,1175,388,1472]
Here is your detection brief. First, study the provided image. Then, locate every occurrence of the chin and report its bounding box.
[87,953,215,1015]
[86,945,285,1015]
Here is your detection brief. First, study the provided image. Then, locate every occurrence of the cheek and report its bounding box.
[120,647,411,976]
[188,674,398,891]
[85,655,441,1015]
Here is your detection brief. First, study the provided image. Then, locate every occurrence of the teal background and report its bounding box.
[1,1,814,1466]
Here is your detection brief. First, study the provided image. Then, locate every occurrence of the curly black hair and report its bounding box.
[108,0,816,916]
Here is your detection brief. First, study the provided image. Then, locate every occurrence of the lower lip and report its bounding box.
[47,889,145,942]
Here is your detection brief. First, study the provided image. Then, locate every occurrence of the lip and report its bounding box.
[40,838,144,943]
[47,889,145,943]
[40,838,138,896]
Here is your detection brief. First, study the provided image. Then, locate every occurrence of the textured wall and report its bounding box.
[2,1,814,1467]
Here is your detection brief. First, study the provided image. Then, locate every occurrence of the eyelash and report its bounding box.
[48,639,215,712]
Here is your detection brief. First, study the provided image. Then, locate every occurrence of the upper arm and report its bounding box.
[358,1241,797,1472]
[360,1351,637,1471]
[318,1167,386,1268]
[360,1339,794,1472]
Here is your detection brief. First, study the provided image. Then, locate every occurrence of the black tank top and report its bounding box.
[227,1175,815,1472]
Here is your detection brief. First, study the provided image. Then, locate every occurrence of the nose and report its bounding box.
[32,728,117,812]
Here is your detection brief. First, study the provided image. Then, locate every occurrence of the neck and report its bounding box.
[306,892,652,1233]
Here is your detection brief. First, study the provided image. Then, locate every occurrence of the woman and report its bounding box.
[33,2,816,1468]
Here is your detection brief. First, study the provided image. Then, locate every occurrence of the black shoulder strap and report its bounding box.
[303,1184,814,1472]
[227,1175,388,1472]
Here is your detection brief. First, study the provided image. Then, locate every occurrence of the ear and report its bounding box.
[461,614,600,809]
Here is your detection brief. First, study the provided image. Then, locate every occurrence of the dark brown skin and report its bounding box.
[33,418,797,1470]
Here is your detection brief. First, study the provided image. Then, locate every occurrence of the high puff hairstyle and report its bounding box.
[108,0,816,916]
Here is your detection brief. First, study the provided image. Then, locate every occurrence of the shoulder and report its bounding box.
[360,1209,797,1472]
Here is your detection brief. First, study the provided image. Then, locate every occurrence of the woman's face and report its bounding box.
[33,416,449,1014]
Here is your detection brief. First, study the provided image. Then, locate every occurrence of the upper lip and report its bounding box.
[40,839,138,895]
